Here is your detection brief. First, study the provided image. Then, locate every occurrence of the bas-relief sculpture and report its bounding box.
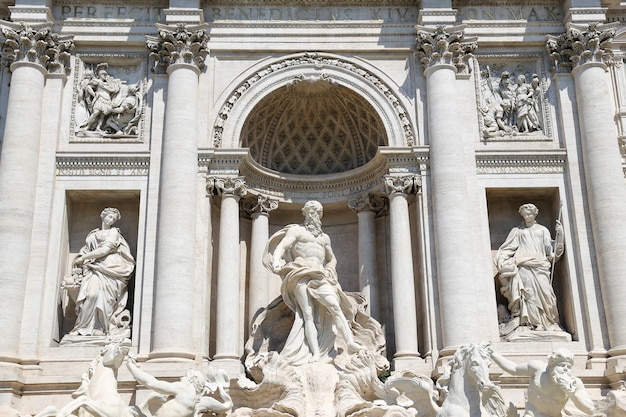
[494,203,569,341]
[479,66,544,139]
[75,63,144,137]
[60,208,135,344]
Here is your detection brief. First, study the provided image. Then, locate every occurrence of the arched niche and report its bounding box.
[212,52,416,150]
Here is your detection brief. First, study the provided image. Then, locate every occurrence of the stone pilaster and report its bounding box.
[348,194,385,319]
[383,175,421,371]
[243,195,278,324]
[147,23,208,360]
[416,24,487,351]
[0,23,73,360]
[208,177,247,377]
[547,23,626,361]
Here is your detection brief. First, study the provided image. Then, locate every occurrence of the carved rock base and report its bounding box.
[231,358,415,417]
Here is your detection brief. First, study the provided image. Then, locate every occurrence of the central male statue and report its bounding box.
[263,200,364,365]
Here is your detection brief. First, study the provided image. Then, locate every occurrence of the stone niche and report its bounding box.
[486,187,576,341]
[56,190,140,344]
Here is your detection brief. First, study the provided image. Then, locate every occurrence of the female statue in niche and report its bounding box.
[494,203,564,334]
[66,208,135,337]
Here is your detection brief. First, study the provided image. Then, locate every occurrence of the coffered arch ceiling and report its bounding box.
[241,77,387,176]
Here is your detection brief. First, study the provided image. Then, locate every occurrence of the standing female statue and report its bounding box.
[495,203,563,332]
[68,208,135,337]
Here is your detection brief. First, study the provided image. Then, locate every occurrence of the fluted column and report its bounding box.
[416,25,484,350]
[147,24,208,359]
[348,194,385,319]
[0,23,72,360]
[547,23,626,357]
[243,195,278,324]
[383,175,421,371]
[208,177,247,377]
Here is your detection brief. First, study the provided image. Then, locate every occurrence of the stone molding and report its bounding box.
[1,22,74,74]
[146,23,209,73]
[56,154,150,176]
[475,151,565,174]
[212,51,416,149]
[237,150,392,202]
[546,22,618,73]
[415,24,477,73]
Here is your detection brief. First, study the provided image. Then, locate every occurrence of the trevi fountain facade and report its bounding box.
[2,0,626,416]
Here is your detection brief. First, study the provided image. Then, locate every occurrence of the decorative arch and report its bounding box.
[212,52,417,149]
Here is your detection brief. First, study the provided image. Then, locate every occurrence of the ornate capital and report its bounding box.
[382,175,421,196]
[546,22,618,73]
[207,176,247,198]
[348,194,386,215]
[146,23,209,73]
[416,24,477,73]
[1,22,74,74]
[242,194,278,217]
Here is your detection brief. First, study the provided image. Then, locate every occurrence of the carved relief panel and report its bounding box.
[71,56,148,143]
[474,55,552,142]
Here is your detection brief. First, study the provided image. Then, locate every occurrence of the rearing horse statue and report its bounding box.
[385,342,516,417]
[35,338,141,417]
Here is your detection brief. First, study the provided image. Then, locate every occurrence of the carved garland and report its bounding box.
[212,52,416,148]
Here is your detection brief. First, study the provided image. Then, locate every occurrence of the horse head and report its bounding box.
[456,342,494,393]
[101,338,131,369]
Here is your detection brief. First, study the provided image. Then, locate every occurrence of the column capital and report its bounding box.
[546,22,618,73]
[242,194,278,217]
[207,176,247,198]
[415,24,477,74]
[348,194,386,215]
[382,174,421,196]
[146,23,209,74]
[1,22,74,74]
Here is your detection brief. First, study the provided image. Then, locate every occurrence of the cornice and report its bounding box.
[56,154,150,176]
[475,150,566,174]
[202,0,416,5]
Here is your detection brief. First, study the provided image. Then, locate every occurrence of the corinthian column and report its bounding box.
[348,194,385,319]
[0,23,73,360]
[147,24,209,359]
[383,175,421,371]
[208,177,247,377]
[547,23,626,358]
[416,25,486,351]
[243,195,278,324]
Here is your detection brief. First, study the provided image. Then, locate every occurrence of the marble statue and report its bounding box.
[384,342,513,417]
[490,349,595,417]
[35,339,232,417]
[76,62,143,137]
[126,355,233,417]
[262,200,365,365]
[61,207,135,339]
[34,338,139,417]
[494,203,564,336]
